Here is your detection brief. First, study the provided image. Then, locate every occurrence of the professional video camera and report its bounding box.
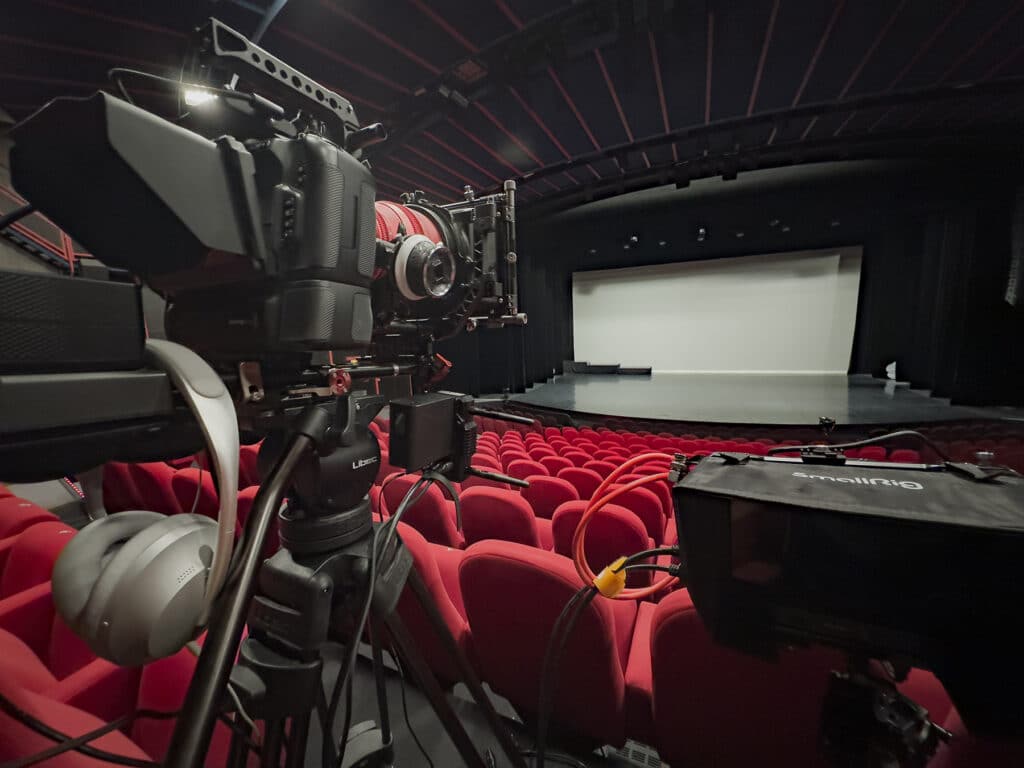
[672,436,1024,767]
[1,18,533,768]
[7,17,524,422]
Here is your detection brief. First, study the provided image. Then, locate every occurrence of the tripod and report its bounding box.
[165,396,528,768]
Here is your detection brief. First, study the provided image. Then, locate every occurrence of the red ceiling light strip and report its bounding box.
[799,116,819,140]
[984,41,1024,80]
[838,0,907,99]
[833,110,857,136]
[0,33,166,70]
[747,0,780,116]
[494,0,524,30]
[704,11,714,124]
[472,104,562,192]
[791,0,846,107]
[34,0,186,39]
[403,143,486,190]
[422,131,503,184]
[445,118,531,178]
[277,28,411,94]
[374,166,451,202]
[410,0,480,54]
[320,0,442,75]
[388,156,465,197]
[594,49,650,168]
[647,30,677,163]
[547,67,601,151]
[508,86,597,181]
[886,0,967,91]
[938,1,1024,83]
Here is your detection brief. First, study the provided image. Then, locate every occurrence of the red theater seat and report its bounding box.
[539,455,574,475]
[606,484,665,544]
[0,685,154,767]
[527,446,557,461]
[647,589,841,767]
[499,449,530,470]
[561,450,591,467]
[462,474,512,492]
[239,442,262,487]
[0,497,58,539]
[102,462,141,512]
[128,462,182,516]
[471,453,502,471]
[889,448,922,463]
[521,476,579,520]
[394,523,476,686]
[170,467,219,519]
[506,459,549,482]
[551,501,654,587]
[556,467,604,500]
[619,474,673,520]
[382,474,463,548]
[459,541,639,748]
[461,487,552,549]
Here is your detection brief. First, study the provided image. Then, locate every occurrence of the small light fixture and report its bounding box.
[735,231,745,239]
[183,87,217,107]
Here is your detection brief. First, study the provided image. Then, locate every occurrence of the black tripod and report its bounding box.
[165,396,528,768]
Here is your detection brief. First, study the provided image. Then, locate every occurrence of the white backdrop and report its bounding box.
[571,246,863,374]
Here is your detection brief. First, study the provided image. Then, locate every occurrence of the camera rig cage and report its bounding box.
[1,18,527,477]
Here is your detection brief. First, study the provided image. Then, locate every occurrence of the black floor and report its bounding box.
[512,373,1009,426]
[303,644,647,768]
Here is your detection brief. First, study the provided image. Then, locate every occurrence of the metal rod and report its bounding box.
[408,568,529,768]
[385,612,488,768]
[164,432,313,768]
[285,710,310,768]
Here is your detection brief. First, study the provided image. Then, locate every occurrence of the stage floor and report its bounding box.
[511,373,1004,426]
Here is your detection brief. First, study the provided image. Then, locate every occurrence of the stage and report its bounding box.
[510,373,1010,426]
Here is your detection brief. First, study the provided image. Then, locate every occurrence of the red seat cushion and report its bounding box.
[521,476,579,520]
[102,462,142,512]
[459,541,636,747]
[551,501,654,587]
[1,522,75,598]
[382,475,464,548]
[0,497,60,540]
[0,628,59,692]
[650,589,841,767]
[462,487,548,549]
[556,467,604,500]
[170,467,219,519]
[0,685,152,767]
[128,462,183,516]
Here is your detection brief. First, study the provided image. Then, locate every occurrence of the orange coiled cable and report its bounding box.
[571,451,680,600]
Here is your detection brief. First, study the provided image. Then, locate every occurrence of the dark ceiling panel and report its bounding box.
[2,0,1023,211]
[708,0,774,120]
[752,0,837,112]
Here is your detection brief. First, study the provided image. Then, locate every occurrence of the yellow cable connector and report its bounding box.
[593,556,629,598]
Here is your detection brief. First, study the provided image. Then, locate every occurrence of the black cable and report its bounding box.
[316,685,338,768]
[389,648,436,768]
[765,429,952,462]
[534,585,598,768]
[216,713,261,757]
[335,673,355,768]
[0,693,174,768]
[611,547,680,572]
[619,563,679,575]
[0,204,35,232]
[330,476,433,766]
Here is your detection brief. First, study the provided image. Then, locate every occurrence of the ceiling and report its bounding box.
[3,0,1024,214]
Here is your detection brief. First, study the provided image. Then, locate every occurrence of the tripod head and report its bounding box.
[259,394,383,555]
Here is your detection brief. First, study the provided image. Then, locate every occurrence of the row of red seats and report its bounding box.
[0,483,1009,766]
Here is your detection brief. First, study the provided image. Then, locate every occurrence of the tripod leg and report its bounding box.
[261,719,286,768]
[385,612,489,768]
[408,568,528,768]
[286,710,310,768]
[368,618,393,750]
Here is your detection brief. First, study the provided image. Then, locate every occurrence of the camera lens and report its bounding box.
[422,246,455,298]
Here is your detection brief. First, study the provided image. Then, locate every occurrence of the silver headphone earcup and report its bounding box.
[52,510,166,637]
[81,514,219,666]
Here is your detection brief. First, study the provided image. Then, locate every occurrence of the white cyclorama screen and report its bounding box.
[571,246,863,374]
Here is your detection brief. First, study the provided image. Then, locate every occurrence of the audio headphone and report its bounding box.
[52,340,239,667]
